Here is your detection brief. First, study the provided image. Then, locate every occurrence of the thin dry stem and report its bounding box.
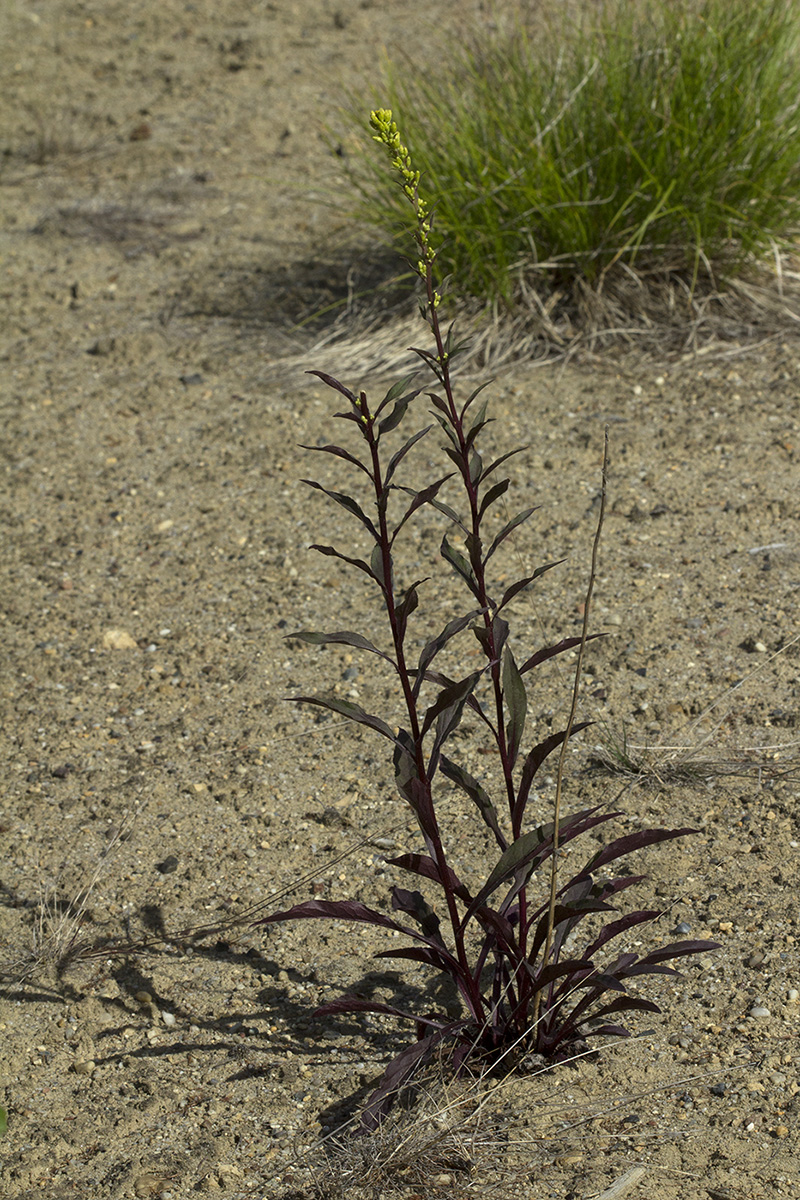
[535,427,609,1025]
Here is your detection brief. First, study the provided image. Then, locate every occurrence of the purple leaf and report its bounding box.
[480,446,527,481]
[484,507,539,563]
[307,370,357,402]
[519,634,605,675]
[256,898,409,933]
[581,910,663,959]
[423,670,483,742]
[391,886,443,943]
[385,426,433,483]
[502,648,527,770]
[497,560,565,611]
[415,612,484,695]
[313,995,435,1023]
[514,723,592,826]
[299,442,371,477]
[374,372,420,420]
[635,939,722,968]
[441,534,481,598]
[291,630,394,666]
[309,543,377,583]
[439,755,507,851]
[290,695,399,743]
[395,580,424,644]
[392,476,451,543]
[359,1030,449,1132]
[303,480,378,540]
[579,827,698,877]
[388,851,472,903]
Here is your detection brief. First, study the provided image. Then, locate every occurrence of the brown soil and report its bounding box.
[1,3,799,1199]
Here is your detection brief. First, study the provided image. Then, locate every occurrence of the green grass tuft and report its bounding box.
[346,0,800,312]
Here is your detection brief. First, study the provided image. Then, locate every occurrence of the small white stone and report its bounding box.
[162,1011,176,1027]
[750,1005,771,1019]
[787,989,799,1003]
[754,641,768,653]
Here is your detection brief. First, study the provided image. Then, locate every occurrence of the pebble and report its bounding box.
[73,1060,95,1075]
[102,628,138,650]
[750,1005,771,1019]
[162,1011,176,1027]
[675,921,692,935]
[787,989,799,1003]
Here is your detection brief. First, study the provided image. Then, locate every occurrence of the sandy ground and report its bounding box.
[1,2,799,1198]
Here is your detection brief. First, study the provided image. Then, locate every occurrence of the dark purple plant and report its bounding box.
[257,110,718,1129]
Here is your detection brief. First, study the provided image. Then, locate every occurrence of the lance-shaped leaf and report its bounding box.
[462,826,551,927]
[439,754,507,851]
[309,543,377,584]
[581,910,663,960]
[497,560,565,611]
[370,543,390,591]
[427,492,468,534]
[481,446,527,481]
[576,826,699,881]
[313,995,445,1027]
[527,895,614,966]
[527,956,597,990]
[519,634,604,675]
[393,734,437,842]
[359,1027,455,1132]
[514,722,592,827]
[374,945,454,974]
[469,448,483,485]
[303,480,379,540]
[478,477,510,521]
[422,670,483,739]
[462,807,614,929]
[292,694,398,743]
[392,476,451,543]
[290,629,394,667]
[415,610,483,694]
[306,369,357,402]
[388,851,471,902]
[441,534,481,598]
[391,886,444,944]
[299,441,372,478]
[258,898,463,974]
[502,648,527,770]
[420,668,496,736]
[395,580,424,645]
[464,391,492,441]
[379,388,422,434]
[629,939,722,971]
[484,506,539,564]
[385,425,433,484]
[473,614,510,663]
[374,372,419,420]
[461,378,493,419]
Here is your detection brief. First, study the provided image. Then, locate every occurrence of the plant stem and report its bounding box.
[534,427,609,1029]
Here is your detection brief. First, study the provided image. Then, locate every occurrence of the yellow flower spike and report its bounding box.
[369,107,439,290]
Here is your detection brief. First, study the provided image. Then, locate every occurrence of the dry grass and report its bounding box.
[0,808,138,991]
[271,247,800,382]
